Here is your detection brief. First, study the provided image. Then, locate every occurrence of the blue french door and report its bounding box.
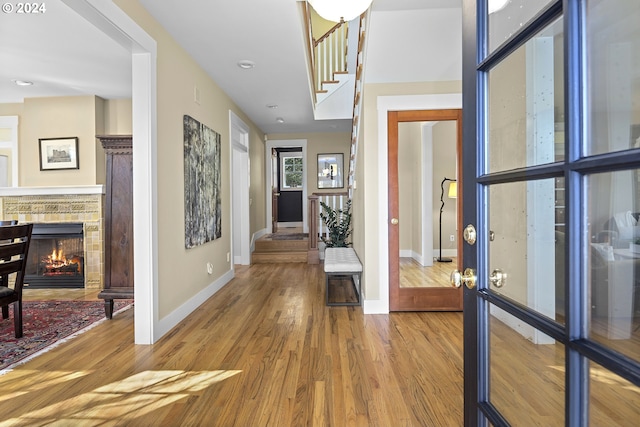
[461,0,640,425]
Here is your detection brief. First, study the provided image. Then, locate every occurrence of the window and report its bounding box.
[281,154,303,190]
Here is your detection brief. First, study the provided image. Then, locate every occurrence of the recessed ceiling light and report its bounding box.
[237,60,255,69]
[13,79,33,86]
[266,104,278,109]
[276,117,285,124]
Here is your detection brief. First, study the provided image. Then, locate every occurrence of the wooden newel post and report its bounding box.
[308,195,320,264]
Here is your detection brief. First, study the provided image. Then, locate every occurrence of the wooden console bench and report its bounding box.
[324,247,362,306]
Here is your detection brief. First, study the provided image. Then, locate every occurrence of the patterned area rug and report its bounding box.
[0,300,133,371]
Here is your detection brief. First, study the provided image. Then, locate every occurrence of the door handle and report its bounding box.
[391,218,399,225]
[489,269,506,288]
[451,268,476,289]
[463,224,477,245]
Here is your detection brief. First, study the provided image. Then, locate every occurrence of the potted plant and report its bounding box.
[319,199,352,248]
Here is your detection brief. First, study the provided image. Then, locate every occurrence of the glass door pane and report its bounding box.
[587,170,640,362]
[398,121,458,288]
[489,179,564,323]
[488,17,565,173]
[590,360,640,426]
[489,0,555,53]
[586,0,640,156]
[489,306,565,425]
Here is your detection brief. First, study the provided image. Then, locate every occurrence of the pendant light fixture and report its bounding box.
[307,0,373,23]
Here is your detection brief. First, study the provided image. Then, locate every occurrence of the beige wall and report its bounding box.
[310,7,337,39]
[249,134,267,238]
[104,99,133,135]
[267,132,351,195]
[356,81,462,301]
[0,103,23,116]
[114,0,265,320]
[16,96,104,187]
[0,97,133,187]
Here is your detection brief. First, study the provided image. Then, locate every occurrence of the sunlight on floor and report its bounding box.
[0,370,91,402]
[0,370,241,425]
[550,364,640,392]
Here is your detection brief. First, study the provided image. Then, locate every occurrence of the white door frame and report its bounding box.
[63,0,158,344]
[0,116,18,187]
[265,139,308,233]
[230,111,250,265]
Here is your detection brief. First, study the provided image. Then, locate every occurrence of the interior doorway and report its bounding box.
[230,111,250,265]
[265,139,308,234]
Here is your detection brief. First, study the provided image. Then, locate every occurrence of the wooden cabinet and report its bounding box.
[97,135,133,318]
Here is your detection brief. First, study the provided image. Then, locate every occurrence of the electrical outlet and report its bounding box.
[450,234,455,242]
[206,262,213,275]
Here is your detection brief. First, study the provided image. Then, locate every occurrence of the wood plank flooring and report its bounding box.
[400,257,458,288]
[2,263,637,426]
[1,263,464,426]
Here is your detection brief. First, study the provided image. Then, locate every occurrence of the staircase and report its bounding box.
[302,2,369,195]
[251,234,309,263]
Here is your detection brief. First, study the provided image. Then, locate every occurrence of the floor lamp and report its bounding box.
[437,177,457,263]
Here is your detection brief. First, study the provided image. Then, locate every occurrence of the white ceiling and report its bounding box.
[0,0,462,134]
[0,0,132,103]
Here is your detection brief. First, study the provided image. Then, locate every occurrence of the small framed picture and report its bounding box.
[317,153,344,188]
[39,137,79,170]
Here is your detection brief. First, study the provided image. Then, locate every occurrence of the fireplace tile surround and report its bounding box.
[0,186,104,289]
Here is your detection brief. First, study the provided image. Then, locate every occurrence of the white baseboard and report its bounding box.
[155,269,234,339]
[251,228,268,253]
[399,249,412,258]
[363,298,389,314]
[399,250,428,266]
[432,249,457,258]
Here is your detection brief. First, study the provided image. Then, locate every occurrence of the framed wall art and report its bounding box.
[39,137,79,170]
[183,115,222,248]
[317,153,343,188]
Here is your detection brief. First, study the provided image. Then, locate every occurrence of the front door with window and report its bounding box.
[462,0,640,425]
[277,149,303,226]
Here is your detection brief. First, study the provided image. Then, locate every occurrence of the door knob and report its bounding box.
[489,269,506,288]
[391,218,399,225]
[451,268,476,289]
[463,224,477,245]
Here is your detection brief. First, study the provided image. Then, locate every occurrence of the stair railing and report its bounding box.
[313,20,348,94]
[308,191,349,264]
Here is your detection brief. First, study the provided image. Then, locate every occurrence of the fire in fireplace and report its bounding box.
[24,223,85,288]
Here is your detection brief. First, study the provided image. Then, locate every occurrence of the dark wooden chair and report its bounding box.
[0,220,17,321]
[0,223,33,338]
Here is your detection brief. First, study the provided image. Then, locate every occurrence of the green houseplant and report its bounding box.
[319,199,352,247]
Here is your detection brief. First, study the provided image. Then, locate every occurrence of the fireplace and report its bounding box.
[24,223,85,288]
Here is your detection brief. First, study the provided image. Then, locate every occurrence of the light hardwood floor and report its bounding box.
[1,264,464,426]
[3,263,638,426]
[400,257,458,288]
